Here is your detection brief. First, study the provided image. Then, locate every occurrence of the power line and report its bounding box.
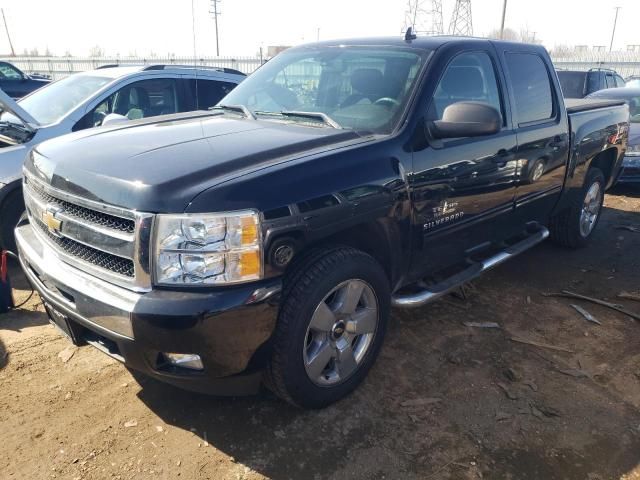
[449,0,473,36]
[499,0,507,39]
[403,0,443,36]
[1,9,15,57]
[609,6,620,52]
[209,0,221,57]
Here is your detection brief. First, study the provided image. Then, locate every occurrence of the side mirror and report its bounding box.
[102,113,130,126]
[429,101,502,139]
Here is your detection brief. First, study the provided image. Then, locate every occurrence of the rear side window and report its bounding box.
[505,53,554,125]
[556,71,585,98]
[430,51,503,122]
[605,73,616,89]
[192,79,238,109]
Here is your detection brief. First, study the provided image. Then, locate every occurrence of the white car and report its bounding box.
[0,64,245,251]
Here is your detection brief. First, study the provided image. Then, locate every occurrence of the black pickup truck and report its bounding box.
[16,36,628,408]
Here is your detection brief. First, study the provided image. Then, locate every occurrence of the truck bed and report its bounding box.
[565,98,626,114]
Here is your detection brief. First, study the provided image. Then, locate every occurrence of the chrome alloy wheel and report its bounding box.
[303,279,379,386]
[579,181,603,237]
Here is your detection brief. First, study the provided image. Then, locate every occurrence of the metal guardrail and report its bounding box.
[2,53,640,80]
[0,56,264,80]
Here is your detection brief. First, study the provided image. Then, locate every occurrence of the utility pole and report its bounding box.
[209,0,221,56]
[403,0,443,36]
[609,6,620,52]
[499,0,507,39]
[1,9,15,57]
[449,0,473,36]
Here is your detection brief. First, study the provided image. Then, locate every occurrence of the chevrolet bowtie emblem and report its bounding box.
[42,206,63,235]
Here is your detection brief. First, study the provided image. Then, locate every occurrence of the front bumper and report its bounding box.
[617,155,640,184]
[16,222,281,395]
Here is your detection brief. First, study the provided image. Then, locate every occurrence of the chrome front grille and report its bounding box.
[27,179,136,234]
[23,172,153,292]
[32,217,135,277]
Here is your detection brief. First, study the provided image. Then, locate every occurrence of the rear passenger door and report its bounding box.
[500,49,569,216]
[183,78,238,110]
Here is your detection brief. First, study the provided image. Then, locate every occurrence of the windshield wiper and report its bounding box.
[280,110,342,129]
[212,104,256,120]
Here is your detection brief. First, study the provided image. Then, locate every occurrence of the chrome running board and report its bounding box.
[391,226,549,308]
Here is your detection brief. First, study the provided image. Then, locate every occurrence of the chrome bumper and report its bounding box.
[16,222,140,339]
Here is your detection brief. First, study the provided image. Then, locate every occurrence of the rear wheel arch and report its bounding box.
[588,148,617,187]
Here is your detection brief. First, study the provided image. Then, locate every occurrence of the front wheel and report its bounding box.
[265,247,390,408]
[550,168,605,248]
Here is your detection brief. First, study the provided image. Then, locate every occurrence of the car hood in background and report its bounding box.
[26,112,361,212]
[0,87,40,129]
[628,122,640,147]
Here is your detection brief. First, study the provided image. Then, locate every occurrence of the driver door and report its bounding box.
[409,48,519,277]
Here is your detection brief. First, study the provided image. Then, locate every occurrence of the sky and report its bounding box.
[0,0,637,58]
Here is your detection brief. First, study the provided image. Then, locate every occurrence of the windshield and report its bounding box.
[220,46,429,133]
[3,74,111,125]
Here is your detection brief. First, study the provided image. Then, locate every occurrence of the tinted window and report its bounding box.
[195,79,237,109]
[430,51,503,123]
[556,71,586,98]
[0,62,22,80]
[615,75,625,88]
[506,53,554,124]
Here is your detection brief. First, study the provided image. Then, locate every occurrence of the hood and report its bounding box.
[26,112,360,212]
[0,88,39,130]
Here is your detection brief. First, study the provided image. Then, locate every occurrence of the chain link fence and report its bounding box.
[2,51,640,80]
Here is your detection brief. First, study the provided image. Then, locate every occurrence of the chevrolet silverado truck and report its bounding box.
[15,35,629,408]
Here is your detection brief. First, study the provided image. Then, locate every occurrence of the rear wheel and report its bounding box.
[265,247,390,408]
[550,168,605,248]
[0,189,24,253]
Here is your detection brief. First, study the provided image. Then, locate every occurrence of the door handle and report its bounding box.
[549,136,567,149]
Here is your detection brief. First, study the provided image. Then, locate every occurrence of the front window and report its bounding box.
[8,74,112,125]
[221,46,429,133]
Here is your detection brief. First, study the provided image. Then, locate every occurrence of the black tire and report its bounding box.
[264,246,390,408]
[0,189,25,254]
[550,168,605,248]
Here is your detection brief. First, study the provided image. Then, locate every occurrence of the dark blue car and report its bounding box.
[587,87,640,185]
[0,61,50,98]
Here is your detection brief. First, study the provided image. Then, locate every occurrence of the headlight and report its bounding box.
[626,144,640,157]
[153,210,261,285]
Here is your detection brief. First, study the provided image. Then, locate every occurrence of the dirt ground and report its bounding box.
[1,188,640,480]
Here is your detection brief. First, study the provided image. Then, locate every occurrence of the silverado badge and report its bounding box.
[42,205,63,236]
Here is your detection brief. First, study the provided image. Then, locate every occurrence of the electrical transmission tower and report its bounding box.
[209,0,221,56]
[403,0,444,36]
[449,0,473,36]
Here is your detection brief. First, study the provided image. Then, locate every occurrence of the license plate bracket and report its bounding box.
[44,303,80,345]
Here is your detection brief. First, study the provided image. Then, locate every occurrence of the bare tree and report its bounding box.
[64,49,72,57]
[89,45,104,57]
[29,47,39,56]
[486,27,519,41]
[44,46,52,57]
[549,44,575,58]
